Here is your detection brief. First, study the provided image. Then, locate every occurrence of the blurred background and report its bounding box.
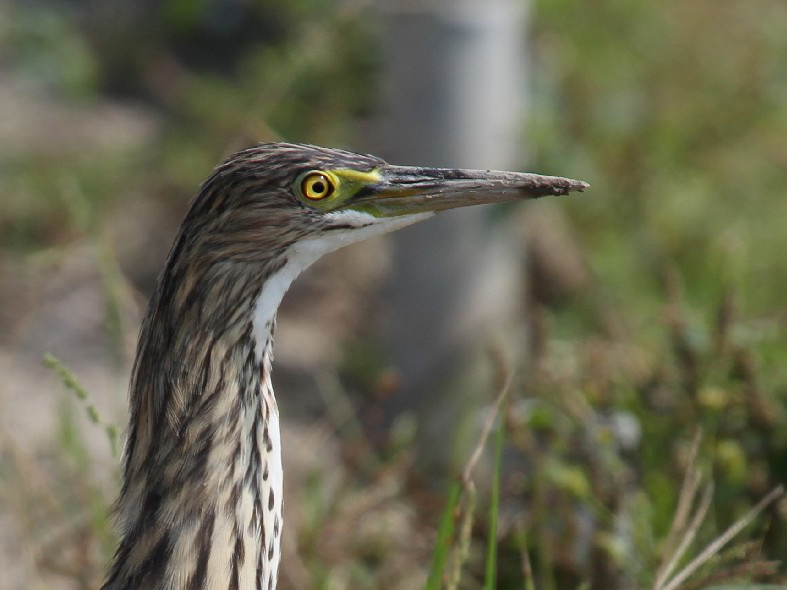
[1,0,786,588]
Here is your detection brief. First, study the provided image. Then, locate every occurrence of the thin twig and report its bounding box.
[654,482,714,590]
[653,429,703,589]
[517,522,536,590]
[446,482,477,590]
[444,355,514,589]
[681,559,781,590]
[462,370,515,485]
[659,485,784,590]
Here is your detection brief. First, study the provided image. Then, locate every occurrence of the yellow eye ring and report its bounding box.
[300,171,335,200]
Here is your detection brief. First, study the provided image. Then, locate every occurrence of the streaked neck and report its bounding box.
[104,274,284,590]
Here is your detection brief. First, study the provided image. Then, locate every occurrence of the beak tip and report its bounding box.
[570,179,590,193]
[529,176,590,198]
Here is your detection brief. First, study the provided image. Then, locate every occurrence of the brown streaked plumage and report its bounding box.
[102,142,587,590]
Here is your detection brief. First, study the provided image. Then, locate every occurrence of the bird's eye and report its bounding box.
[300,171,335,200]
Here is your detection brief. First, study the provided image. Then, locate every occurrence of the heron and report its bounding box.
[101,142,587,590]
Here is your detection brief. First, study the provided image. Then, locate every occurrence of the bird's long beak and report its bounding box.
[347,165,589,217]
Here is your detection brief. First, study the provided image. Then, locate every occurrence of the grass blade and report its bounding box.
[484,409,505,590]
[426,482,462,590]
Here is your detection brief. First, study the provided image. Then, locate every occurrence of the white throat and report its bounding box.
[251,210,432,360]
[247,209,430,589]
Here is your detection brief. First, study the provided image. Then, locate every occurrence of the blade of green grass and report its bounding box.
[484,411,505,590]
[446,483,478,590]
[426,482,463,590]
[515,524,536,590]
[432,367,514,590]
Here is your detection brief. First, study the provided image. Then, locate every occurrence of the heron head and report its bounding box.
[182,142,587,271]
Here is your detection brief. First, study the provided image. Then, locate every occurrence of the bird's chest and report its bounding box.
[205,398,283,590]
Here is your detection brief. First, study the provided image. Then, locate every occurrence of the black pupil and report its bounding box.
[312,180,325,193]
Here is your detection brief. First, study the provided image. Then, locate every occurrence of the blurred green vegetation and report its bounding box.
[532,0,787,316]
[1,0,785,588]
[0,0,377,250]
[523,0,787,586]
